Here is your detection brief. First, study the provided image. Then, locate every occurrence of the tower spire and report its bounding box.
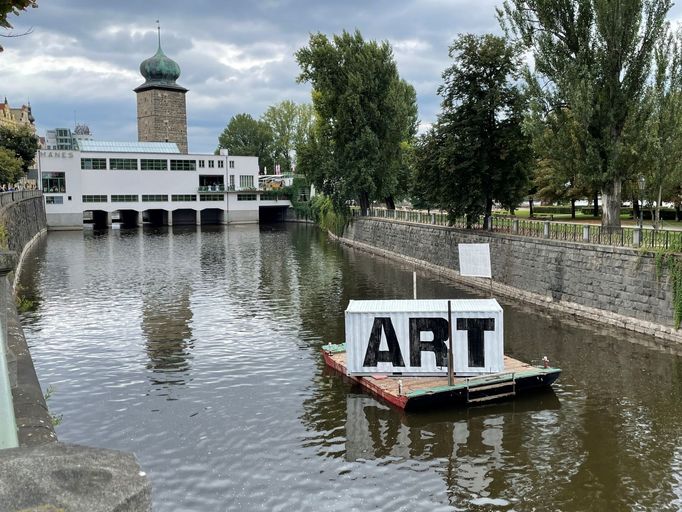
[156,19,161,49]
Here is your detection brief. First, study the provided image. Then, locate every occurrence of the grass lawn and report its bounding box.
[497,209,682,229]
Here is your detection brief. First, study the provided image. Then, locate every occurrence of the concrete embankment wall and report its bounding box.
[340,217,680,343]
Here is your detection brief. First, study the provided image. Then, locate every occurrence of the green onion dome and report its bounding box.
[135,39,187,93]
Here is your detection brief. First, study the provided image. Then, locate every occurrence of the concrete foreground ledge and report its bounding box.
[0,442,151,512]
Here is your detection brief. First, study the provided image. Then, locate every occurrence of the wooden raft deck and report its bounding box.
[322,345,561,411]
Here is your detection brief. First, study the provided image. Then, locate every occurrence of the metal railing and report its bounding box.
[365,207,682,251]
[0,272,18,449]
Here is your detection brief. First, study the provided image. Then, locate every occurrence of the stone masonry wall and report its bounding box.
[137,88,188,153]
[0,194,46,257]
[342,217,680,342]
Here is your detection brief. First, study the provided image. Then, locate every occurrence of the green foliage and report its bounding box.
[499,0,673,228]
[0,0,36,29]
[261,100,315,174]
[414,34,531,227]
[0,222,8,250]
[43,384,63,427]
[652,251,682,328]
[216,113,274,172]
[0,147,22,184]
[0,0,37,51]
[0,125,38,174]
[16,295,35,312]
[308,194,348,236]
[296,30,418,214]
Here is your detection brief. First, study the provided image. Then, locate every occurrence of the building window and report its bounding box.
[142,194,168,202]
[42,172,66,193]
[82,195,107,203]
[199,194,223,201]
[208,160,215,168]
[239,175,254,189]
[198,160,205,168]
[237,194,257,201]
[229,175,235,189]
[229,160,235,169]
[45,196,63,205]
[170,160,196,171]
[140,159,168,171]
[111,195,139,202]
[110,158,138,170]
[171,195,197,201]
[218,160,224,168]
[81,158,106,170]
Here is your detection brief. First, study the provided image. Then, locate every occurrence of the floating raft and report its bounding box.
[322,343,561,411]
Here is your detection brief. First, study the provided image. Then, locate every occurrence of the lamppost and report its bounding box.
[638,175,646,229]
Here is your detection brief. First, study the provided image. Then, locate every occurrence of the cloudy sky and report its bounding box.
[4,1,682,154]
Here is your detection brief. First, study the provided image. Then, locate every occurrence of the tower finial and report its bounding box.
[156,19,161,49]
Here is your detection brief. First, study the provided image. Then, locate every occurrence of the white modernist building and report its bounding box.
[37,140,290,229]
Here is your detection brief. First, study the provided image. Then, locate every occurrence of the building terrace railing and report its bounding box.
[366,207,682,251]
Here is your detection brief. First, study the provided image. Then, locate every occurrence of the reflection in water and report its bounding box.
[17,224,682,511]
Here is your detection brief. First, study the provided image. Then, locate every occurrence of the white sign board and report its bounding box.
[458,243,492,278]
[345,299,504,376]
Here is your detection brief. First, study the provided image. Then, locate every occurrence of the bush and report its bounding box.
[309,195,348,235]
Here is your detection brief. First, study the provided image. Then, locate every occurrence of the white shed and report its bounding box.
[345,299,504,376]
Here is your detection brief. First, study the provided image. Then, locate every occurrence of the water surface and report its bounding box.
[18,224,682,511]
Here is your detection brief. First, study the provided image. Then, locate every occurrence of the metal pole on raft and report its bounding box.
[447,299,454,386]
[413,271,417,299]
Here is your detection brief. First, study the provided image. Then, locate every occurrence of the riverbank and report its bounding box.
[333,217,682,344]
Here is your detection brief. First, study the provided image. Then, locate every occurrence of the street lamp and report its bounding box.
[638,175,646,229]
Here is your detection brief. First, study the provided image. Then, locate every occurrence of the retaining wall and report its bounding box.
[341,217,680,342]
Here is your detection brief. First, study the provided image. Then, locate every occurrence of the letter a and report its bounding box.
[363,317,405,367]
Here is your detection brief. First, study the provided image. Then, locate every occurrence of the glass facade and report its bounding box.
[111,195,139,202]
[43,172,66,193]
[140,159,168,171]
[110,158,138,170]
[237,194,257,201]
[82,195,107,203]
[81,158,107,170]
[170,160,196,171]
[142,195,168,202]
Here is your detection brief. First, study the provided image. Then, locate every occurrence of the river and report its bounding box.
[17,224,682,511]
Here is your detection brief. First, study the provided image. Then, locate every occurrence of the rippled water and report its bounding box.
[17,224,682,511]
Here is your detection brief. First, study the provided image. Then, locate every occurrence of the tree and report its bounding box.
[499,0,672,228]
[216,113,273,173]
[638,28,682,229]
[261,100,315,174]
[430,34,531,228]
[296,30,418,215]
[0,124,38,173]
[0,147,22,184]
[1,0,37,51]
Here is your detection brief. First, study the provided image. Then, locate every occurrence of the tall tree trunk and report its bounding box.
[359,192,370,216]
[483,196,493,230]
[601,177,622,229]
[529,198,534,217]
[593,192,599,217]
[633,196,640,221]
[384,196,396,210]
[654,185,663,230]
[570,199,576,219]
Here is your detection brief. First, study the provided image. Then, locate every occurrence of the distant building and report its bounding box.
[44,124,94,150]
[134,28,188,154]
[0,98,35,132]
[36,25,289,229]
[37,142,276,228]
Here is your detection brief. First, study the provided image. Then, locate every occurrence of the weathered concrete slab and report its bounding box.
[0,442,151,512]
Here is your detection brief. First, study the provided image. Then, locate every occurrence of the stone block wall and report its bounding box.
[342,218,679,341]
[0,194,47,257]
[136,88,188,153]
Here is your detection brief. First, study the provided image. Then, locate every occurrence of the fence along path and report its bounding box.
[366,207,682,251]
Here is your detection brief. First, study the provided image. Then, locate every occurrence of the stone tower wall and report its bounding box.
[136,88,188,154]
